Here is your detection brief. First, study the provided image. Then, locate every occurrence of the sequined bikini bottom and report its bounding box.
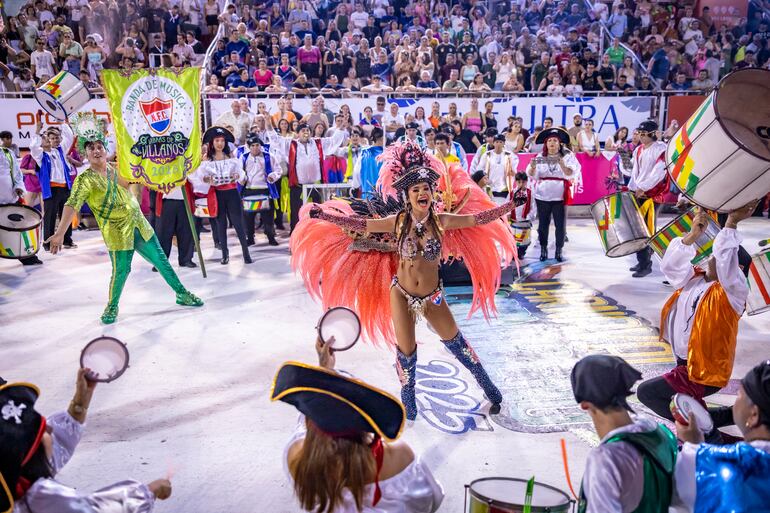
[391,275,444,319]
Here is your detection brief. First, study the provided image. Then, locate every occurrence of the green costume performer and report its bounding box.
[48,114,202,324]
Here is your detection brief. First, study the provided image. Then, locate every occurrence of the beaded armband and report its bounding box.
[473,201,514,225]
[316,210,368,232]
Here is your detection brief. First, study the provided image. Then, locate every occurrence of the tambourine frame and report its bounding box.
[316,306,361,352]
[79,336,130,383]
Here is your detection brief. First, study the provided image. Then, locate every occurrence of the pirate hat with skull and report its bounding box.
[0,382,45,513]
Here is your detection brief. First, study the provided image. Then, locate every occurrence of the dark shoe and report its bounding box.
[555,248,564,262]
[243,253,253,264]
[267,236,279,246]
[629,264,640,272]
[221,256,229,265]
[180,261,197,268]
[247,239,256,246]
[540,247,547,261]
[152,266,158,272]
[276,223,286,231]
[442,332,502,406]
[200,226,211,233]
[564,235,569,243]
[176,290,203,306]
[215,243,221,250]
[64,242,77,248]
[396,348,418,421]
[632,267,652,278]
[21,255,43,265]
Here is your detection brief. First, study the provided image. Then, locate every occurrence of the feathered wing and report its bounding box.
[289,199,399,347]
[438,161,518,320]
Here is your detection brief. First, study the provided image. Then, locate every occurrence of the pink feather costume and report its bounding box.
[290,143,518,348]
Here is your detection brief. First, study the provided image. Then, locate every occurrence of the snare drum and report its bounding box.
[243,195,269,212]
[0,204,42,259]
[511,221,531,247]
[670,393,714,433]
[467,477,572,513]
[34,70,92,121]
[590,192,650,257]
[747,250,770,316]
[194,198,211,217]
[648,208,720,266]
[666,69,770,212]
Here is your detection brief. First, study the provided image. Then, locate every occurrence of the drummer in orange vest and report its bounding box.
[627,120,667,278]
[636,202,757,442]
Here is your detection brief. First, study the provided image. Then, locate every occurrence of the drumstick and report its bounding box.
[560,438,578,500]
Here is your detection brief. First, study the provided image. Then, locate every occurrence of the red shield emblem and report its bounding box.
[140,98,173,135]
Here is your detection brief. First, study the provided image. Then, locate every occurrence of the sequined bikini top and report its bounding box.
[399,234,442,261]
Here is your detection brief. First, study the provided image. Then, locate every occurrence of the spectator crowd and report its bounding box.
[1,0,769,96]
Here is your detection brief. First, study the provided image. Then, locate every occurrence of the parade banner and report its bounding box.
[102,68,201,193]
[209,96,654,142]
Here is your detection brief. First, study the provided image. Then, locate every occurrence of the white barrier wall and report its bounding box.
[209,96,654,142]
[1,96,653,148]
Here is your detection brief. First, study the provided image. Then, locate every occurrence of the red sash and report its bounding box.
[288,139,324,187]
[539,177,573,204]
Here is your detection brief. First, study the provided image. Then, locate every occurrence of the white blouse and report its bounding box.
[284,415,444,513]
[531,151,581,202]
[189,158,243,193]
[15,412,155,513]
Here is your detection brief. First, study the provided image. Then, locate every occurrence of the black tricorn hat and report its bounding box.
[271,362,405,441]
[0,382,45,513]
[203,126,235,145]
[535,127,571,146]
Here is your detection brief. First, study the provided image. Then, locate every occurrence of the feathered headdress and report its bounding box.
[377,141,441,198]
[70,112,108,153]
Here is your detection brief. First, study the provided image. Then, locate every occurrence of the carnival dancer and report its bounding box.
[240,135,282,246]
[571,355,678,513]
[267,123,347,232]
[477,134,519,205]
[636,204,755,441]
[0,139,42,265]
[291,142,518,420]
[527,128,580,263]
[672,360,770,512]
[45,117,202,324]
[0,369,173,513]
[273,339,444,512]
[627,120,667,278]
[509,172,535,260]
[190,127,253,265]
[31,119,76,251]
[468,128,499,176]
[154,182,197,268]
[350,128,384,199]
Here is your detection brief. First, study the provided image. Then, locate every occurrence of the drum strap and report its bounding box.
[369,435,384,506]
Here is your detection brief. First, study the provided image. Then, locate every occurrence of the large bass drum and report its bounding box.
[747,250,770,316]
[466,477,572,513]
[0,204,42,259]
[590,192,650,257]
[666,69,770,212]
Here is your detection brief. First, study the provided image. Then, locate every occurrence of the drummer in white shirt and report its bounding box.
[671,360,770,513]
[627,120,667,278]
[274,339,444,513]
[0,132,43,265]
[240,136,281,246]
[477,134,519,205]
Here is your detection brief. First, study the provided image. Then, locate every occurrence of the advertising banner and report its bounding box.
[209,96,654,142]
[102,68,201,192]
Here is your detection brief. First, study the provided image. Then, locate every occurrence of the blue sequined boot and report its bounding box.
[396,347,418,420]
[442,331,502,413]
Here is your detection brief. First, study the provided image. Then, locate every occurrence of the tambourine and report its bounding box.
[670,393,713,433]
[316,307,361,352]
[533,156,561,164]
[80,336,130,383]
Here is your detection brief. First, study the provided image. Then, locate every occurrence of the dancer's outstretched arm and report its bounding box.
[309,205,397,233]
[439,200,514,230]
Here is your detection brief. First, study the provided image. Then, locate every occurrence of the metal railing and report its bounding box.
[199,0,235,92]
